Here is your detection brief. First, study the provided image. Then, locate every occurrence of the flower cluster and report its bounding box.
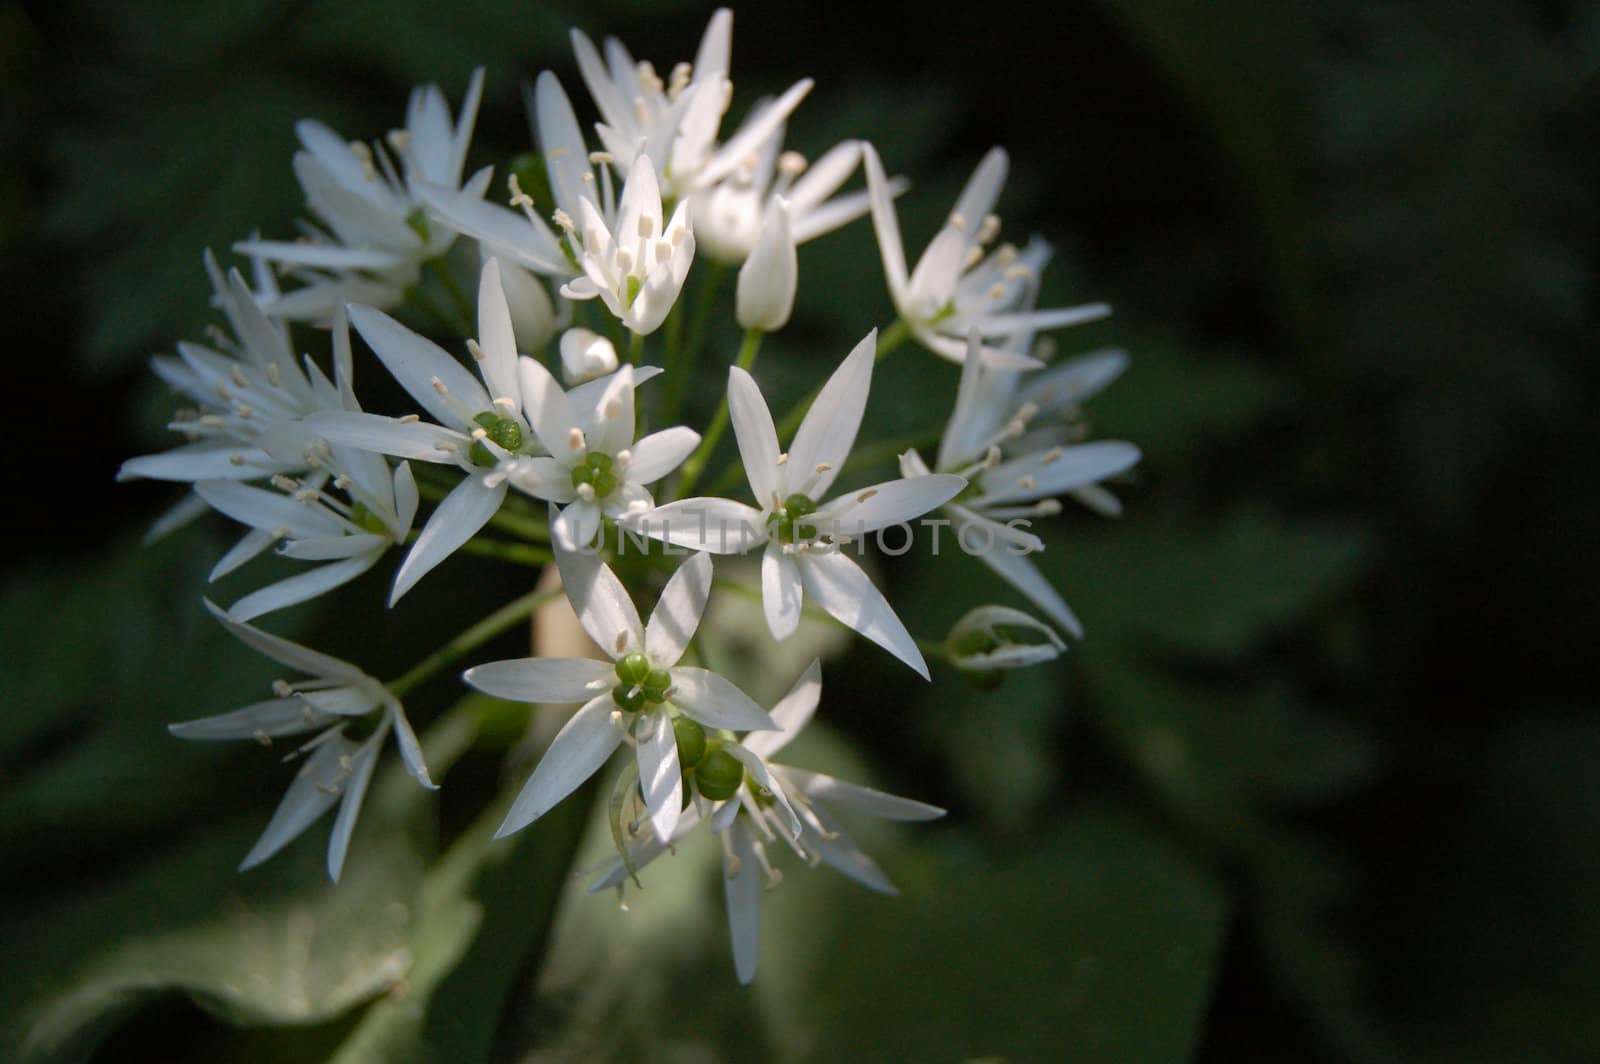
[123,9,1140,984]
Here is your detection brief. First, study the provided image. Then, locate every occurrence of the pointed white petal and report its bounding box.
[807,807,898,894]
[725,824,763,984]
[210,527,278,581]
[744,659,821,760]
[782,766,945,821]
[195,480,344,539]
[390,475,507,604]
[495,694,621,837]
[625,426,700,485]
[551,499,603,553]
[761,540,802,640]
[724,745,801,839]
[637,710,684,843]
[239,731,358,872]
[517,354,584,462]
[978,441,1141,506]
[817,474,966,535]
[475,258,522,404]
[627,498,766,554]
[119,444,288,483]
[797,551,928,679]
[554,531,645,657]
[1018,347,1130,411]
[279,533,387,561]
[303,411,465,462]
[645,551,712,667]
[168,698,336,740]
[971,533,1085,638]
[228,553,379,622]
[727,366,782,507]
[349,305,490,427]
[464,657,614,703]
[387,701,436,789]
[668,668,778,731]
[326,732,384,882]
[202,598,367,681]
[861,143,909,306]
[584,363,636,456]
[785,330,875,498]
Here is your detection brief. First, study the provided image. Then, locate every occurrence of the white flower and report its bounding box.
[237,69,489,322]
[558,327,620,385]
[119,253,319,489]
[169,600,434,882]
[586,660,944,984]
[569,8,812,204]
[946,604,1066,672]
[558,155,696,335]
[863,143,1111,368]
[735,197,796,331]
[632,332,966,677]
[902,328,1140,635]
[465,548,777,843]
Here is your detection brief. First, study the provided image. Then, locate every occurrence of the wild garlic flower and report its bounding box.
[466,547,777,843]
[238,69,489,322]
[902,328,1140,636]
[169,601,434,882]
[570,8,812,204]
[558,327,620,385]
[305,258,568,601]
[120,255,318,490]
[633,332,965,677]
[734,197,796,330]
[863,143,1110,368]
[557,154,696,335]
[588,660,944,984]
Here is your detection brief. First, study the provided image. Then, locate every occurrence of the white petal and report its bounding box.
[233,239,407,272]
[636,711,683,843]
[817,474,967,535]
[975,303,1112,338]
[700,78,813,189]
[645,551,712,667]
[195,481,344,539]
[303,411,465,462]
[202,598,367,681]
[279,533,387,561]
[168,698,337,740]
[725,823,763,984]
[979,441,1141,506]
[534,71,591,220]
[390,475,507,603]
[744,659,821,760]
[861,143,909,307]
[625,426,700,485]
[387,701,436,789]
[785,330,875,498]
[464,657,614,703]
[495,693,621,837]
[971,533,1085,638]
[723,745,800,840]
[554,530,644,657]
[414,181,566,274]
[517,354,583,462]
[797,550,928,679]
[552,499,603,553]
[1018,347,1130,411]
[806,806,898,894]
[475,258,522,404]
[626,498,767,555]
[239,731,358,872]
[349,305,489,427]
[584,363,636,456]
[952,147,1009,242]
[761,540,802,640]
[727,366,782,507]
[326,732,384,882]
[228,553,379,622]
[210,527,277,581]
[668,668,778,731]
[782,766,945,821]
[118,444,287,483]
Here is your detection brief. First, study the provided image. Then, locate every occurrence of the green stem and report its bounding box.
[628,330,644,366]
[672,328,764,500]
[387,586,563,697]
[454,537,552,567]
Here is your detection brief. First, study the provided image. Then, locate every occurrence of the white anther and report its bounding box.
[1017,475,1038,491]
[466,338,485,361]
[1036,499,1063,516]
[508,173,534,209]
[253,729,272,747]
[614,631,629,654]
[332,474,353,490]
[272,679,294,697]
[1039,447,1065,466]
[231,365,249,388]
[266,364,282,386]
[1004,264,1034,280]
[964,246,985,270]
[552,208,576,233]
[588,150,614,165]
[493,396,516,410]
[777,151,807,178]
[576,482,596,501]
[978,213,1002,244]
[568,427,586,451]
[397,413,420,424]
[271,475,299,492]
[856,488,879,503]
[228,454,245,465]
[197,414,226,430]
[270,525,291,540]
[386,129,411,154]
[948,211,967,233]
[293,488,320,503]
[615,448,631,468]
[470,427,488,441]
[988,284,1008,301]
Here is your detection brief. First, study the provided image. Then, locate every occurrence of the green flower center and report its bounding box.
[571,451,621,498]
[611,652,671,711]
[469,411,524,467]
[768,492,819,544]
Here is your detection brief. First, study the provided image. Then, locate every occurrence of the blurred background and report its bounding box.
[3,0,1597,1060]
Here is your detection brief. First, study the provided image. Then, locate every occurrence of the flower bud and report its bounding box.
[559,327,619,385]
[736,198,797,332]
[947,605,1066,678]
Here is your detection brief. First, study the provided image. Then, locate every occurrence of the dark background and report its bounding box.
[3,0,1597,1060]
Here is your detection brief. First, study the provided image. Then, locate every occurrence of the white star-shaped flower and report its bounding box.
[902,328,1140,635]
[863,143,1111,368]
[632,331,966,677]
[465,547,777,843]
[586,660,944,984]
[169,601,434,883]
[238,69,489,323]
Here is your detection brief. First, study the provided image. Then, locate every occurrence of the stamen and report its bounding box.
[569,427,586,451]
[977,212,1002,244]
[231,365,249,388]
[266,363,281,387]
[271,475,300,492]
[430,376,448,395]
[589,150,614,165]
[253,729,272,747]
[466,338,485,361]
[397,414,421,424]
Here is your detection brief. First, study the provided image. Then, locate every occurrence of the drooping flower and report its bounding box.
[237,69,489,322]
[902,328,1140,635]
[862,143,1110,368]
[465,546,777,843]
[631,331,966,677]
[945,604,1066,675]
[169,601,434,882]
[587,660,944,983]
